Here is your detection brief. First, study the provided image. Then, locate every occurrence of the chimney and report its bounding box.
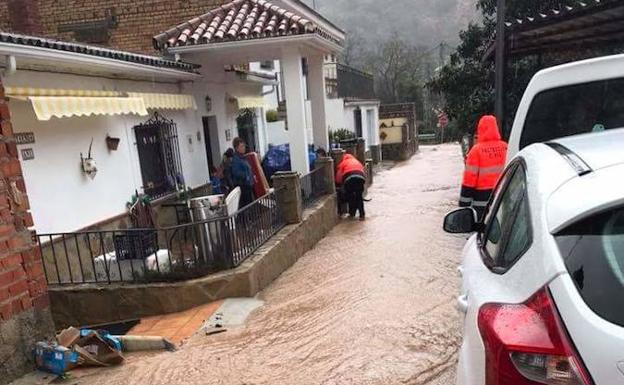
[7,0,43,36]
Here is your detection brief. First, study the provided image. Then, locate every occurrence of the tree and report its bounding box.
[429,0,581,139]
[341,32,365,67]
[360,33,431,105]
[428,21,495,136]
[343,33,443,134]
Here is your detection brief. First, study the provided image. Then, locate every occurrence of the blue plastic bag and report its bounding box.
[262,144,292,180]
[80,328,122,352]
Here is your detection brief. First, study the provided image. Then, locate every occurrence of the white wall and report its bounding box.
[343,103,380,151]
[363,106,380,147]
[267,121,289,146]
[343,104,357,134]
[5,71,209,233]
[191,71,275,162]
[326,98,346,133]
[305,100,313,145]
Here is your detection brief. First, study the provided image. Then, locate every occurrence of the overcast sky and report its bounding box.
[301,0,478,48]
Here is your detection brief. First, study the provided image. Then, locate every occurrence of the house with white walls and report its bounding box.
[0,0,346,234]
[154,0,345,175]
[257,54,381,162]
[325,62,381,162]
[0,32,209,234]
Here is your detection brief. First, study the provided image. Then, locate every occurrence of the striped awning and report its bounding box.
[128,93,197,110]
[236,96,267,110]
[5,88,196,120]
[28,97,148,121]
[4,87,123,98]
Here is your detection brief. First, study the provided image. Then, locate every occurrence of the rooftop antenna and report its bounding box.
[312,0,316,10]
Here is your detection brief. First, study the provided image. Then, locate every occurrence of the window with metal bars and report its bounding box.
[134,112,184,199]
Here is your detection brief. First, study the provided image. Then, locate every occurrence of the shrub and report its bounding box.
[266,109,279,122]
[329,128,356,143]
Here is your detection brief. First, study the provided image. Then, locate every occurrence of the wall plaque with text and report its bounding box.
[15,132,35,145]
[21,148,35,161]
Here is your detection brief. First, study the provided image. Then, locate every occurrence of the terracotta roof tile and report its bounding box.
[153,0,340,50]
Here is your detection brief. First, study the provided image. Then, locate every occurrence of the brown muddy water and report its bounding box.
[76,144,467,385]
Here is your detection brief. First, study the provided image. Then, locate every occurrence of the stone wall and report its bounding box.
[49,194,339,328]
[379,103,419,161]
[0,0,227,54]
[381,140,418,161]
[0,77,54,385]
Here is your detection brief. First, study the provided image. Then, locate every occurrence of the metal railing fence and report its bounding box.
[38,191,284,286]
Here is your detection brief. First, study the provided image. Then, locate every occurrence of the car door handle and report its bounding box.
[457,294,469,314]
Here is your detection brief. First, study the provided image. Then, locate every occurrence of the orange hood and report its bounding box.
[476,115,501,143]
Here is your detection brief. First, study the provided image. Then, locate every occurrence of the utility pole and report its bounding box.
[495,0,506,133]
[438,41,445,67]
[437,42,446,143]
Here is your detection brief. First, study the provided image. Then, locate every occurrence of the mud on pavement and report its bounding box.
[76,144,467,385]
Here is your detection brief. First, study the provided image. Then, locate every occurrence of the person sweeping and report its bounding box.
[336,154,367,220]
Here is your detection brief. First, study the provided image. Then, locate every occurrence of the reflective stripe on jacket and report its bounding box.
[460,115,508,208]
[335,154,365,185]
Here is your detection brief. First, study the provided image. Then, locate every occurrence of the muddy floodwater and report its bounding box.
[81,144,467,385]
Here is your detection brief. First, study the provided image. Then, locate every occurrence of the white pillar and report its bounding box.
[281,50,309,175]
[308,54,329,151]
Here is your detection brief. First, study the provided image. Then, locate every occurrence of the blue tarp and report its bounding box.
[263,144,291,181]
[262,144,317,180]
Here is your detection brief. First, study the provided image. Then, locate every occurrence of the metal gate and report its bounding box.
[135,112,184,198]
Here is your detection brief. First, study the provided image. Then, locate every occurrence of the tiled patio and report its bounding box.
[127,301,223,345]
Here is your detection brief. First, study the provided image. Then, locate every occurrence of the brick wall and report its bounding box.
[0,0,227,54]
[0,79,54,385]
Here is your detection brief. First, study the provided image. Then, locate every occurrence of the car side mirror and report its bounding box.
[444,208,478,234]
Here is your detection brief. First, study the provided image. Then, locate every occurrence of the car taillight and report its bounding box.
[477,288,593,385]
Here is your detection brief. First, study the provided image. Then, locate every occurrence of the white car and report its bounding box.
[507,54,624,160]
[445,129,624,385]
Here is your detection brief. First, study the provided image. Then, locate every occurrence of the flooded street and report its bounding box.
[83,144,467,385]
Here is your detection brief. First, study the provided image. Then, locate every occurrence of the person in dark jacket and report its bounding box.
[231,137,254,207]
[336,153,367,220]
[220,148,234,195]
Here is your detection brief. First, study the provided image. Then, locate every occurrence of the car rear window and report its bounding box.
[556,207,624,327]
[521,78,624,149]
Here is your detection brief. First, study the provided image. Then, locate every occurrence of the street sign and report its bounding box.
[436,111,449,129]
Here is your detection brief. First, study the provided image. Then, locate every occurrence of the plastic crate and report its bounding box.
[113,231,158,260]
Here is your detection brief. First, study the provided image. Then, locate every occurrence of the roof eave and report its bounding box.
[344,98,380,106]
[279,0,346,38]
[167,34,343,55]
[0,42,202,81]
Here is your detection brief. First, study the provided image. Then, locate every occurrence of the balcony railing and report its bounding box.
[300,167,328,209]
[336,63,375,100]
[38,191,285,286]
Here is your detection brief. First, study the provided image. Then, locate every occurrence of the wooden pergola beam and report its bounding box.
[495,0,506,133]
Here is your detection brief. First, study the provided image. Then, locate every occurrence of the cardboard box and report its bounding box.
[33,342,79,376]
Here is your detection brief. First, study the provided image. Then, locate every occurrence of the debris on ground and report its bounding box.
[125,302,222,345]
[34,327,177,376]
[116,335,176,352]
[34,327,124,375]
[201,298,264,334]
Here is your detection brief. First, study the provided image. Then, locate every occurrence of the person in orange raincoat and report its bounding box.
[460,115,508,220]
[336,153,366,220]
